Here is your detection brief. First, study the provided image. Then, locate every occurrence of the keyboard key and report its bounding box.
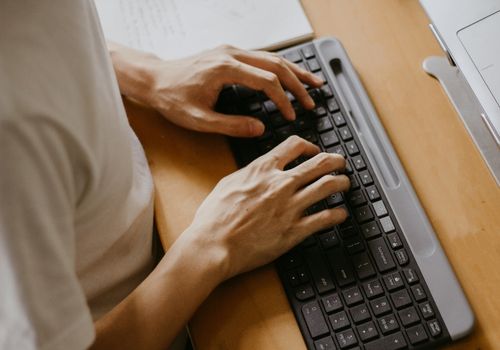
[344,159,354,174]
[343,286,363,306]
[378,314,400,334]
[302,301,330,339]
[314,105,327,117]
[287,271,300,286]
[314,336,336,350]
[300,130,318,144]
[366,185,380,201]
[320,85,333,98]
[263,100,278,114]
[339,126,353,141]
[363,280,384,299]
[345,141,359,156]
[302,45,315,59]
[322,293,343,313]
[331,112,346,126]
[350,303,370,324]
[338,219,356,239]
[406,324,428,345]
[391,289,412,309]
[309,88,323,104]
[359,170,373,186]
[307,58,321,72]
[305,247,336,294]
[399,306,420,327]
[352,253,376,280]
[329,310,350,331]
[372,200,388,217]
[383,272,404,291]
[320,130,340,147]
[370,296,391,316]
[326,192,344,207]
[317,116,333,132]
[308,200,326,214]
[294,116,310,131]
[248,99,262,112]
[319,230,339,249]
[403,268,419,284]
[368,238,396,272]
[419,302,435,320]
[395,249,409,266]
[411,284,427,302]
[352,155,366,171]
[270,112,288,127]
[284,50,302,63]
[361,221,381,239]
[315,71,327,84]
[336,329,358,349]
[327,144,345,158]
[348,189,366,207]
[354,205,374,223]
[282,252,302,269]
[276,125,294,140]
[379,216,396,233]
[365,332,407,350]
[286,90,296,102]
[328,248,355,287]
[327,98,339,112]
[357,321,378,342]
[345,236,365,255]
[349,174,360,189]
[298,61,308,71]
[428,320,442,337]
[387,233,402,249]
[296,285,315,301]
[297,267,309,283]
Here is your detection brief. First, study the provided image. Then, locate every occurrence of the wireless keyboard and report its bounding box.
[216,38,474,350]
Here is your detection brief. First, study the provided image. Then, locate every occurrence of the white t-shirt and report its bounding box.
[0,1,156,349]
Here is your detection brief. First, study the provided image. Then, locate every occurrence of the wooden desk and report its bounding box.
[127,0,500,348]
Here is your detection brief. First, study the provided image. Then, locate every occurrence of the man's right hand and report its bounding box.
[184,136,350,282]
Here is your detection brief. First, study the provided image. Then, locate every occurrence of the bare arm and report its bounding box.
[91,137,349,350]
[90,44,349,350]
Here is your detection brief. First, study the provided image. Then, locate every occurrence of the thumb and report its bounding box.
[205,111,265,138]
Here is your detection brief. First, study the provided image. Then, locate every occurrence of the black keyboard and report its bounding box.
[216,42,450,349]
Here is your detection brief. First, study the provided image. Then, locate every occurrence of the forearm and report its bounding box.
[90,227,227,350]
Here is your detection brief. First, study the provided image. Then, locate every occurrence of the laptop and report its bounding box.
[420,0,500,181]
[216,37,474,349]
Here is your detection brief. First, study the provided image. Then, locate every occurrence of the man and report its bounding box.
[0,1,349,349]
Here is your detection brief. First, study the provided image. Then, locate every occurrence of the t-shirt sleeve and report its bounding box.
[0,118,95,350]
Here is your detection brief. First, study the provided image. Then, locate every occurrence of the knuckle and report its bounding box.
[315,152,332,167]
[263,72,279,85]
[218,44,236,53]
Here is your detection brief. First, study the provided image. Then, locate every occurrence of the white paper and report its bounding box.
[94,0,313,60]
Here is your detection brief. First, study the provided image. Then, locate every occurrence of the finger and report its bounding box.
[266,135,320,169]
[294,207,348,239]
[234,51,315,110]
[224,62,295,120]
[289,152,346,187]
[199,110,265,137]
[284,60,324,88]
[293,174,350,210]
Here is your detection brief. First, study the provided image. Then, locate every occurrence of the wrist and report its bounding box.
[164,224,230,288]
[108,42,161,107]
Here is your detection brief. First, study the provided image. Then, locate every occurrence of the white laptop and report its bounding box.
[421,0,500,147]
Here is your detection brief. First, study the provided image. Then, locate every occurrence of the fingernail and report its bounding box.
[307,95,315,109]
[314,75,324,85]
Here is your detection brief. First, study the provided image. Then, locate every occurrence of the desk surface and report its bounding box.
[127,0,500,348]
